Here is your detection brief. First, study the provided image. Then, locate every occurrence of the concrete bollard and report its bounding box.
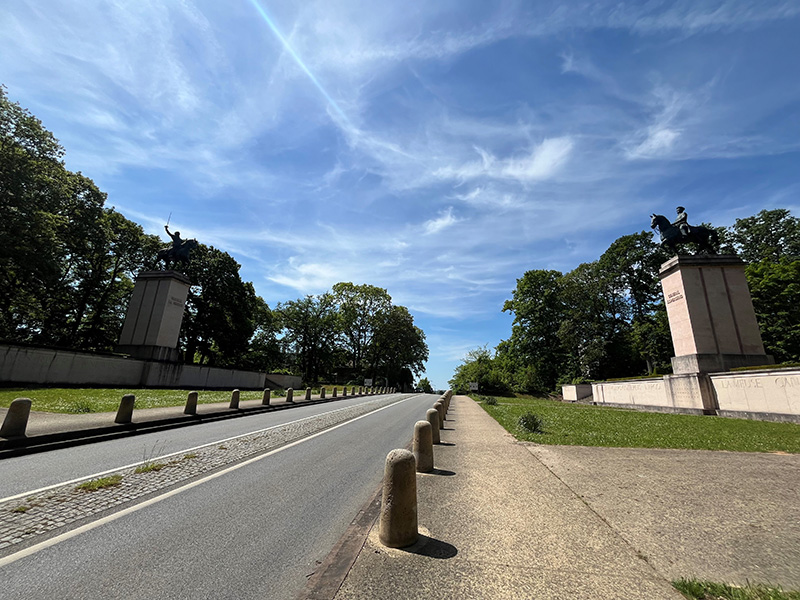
[114,394,135,424]
[262,389,271,406]
[426,408,441,444]
[306,387,312,401]
[434,401,445,428]
[0,398,33,437]
[358,386,363,395]
[332,387,338,398]
[342,386,348,397]
[286,388,294,403]
[184,391,198,415]
[379,449,418,548]
[413,420,434,473]
[320,387,326,399]
[229,389,240,409]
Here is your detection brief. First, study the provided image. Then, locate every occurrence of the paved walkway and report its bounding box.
[327,395,799,600]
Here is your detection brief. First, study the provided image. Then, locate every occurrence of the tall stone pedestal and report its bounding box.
[116,271,191,362]
[659,255,773,375]
[659,255,773,415]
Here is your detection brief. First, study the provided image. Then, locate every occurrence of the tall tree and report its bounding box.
[730,209,800,263]
[366,305,428,386]
[502,270,566,393]
[277,293,340,384]
[181,245,262,367]
[332,282,392,376]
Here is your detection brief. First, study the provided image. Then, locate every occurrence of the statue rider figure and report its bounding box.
[164,225,184,251]
[672,206,690,238]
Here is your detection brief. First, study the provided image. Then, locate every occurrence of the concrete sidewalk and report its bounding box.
[327,395,799,600]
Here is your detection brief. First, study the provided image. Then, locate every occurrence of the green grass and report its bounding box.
[673,578,800,599]
[0,388,275,413]
[476,395,800,453]
[75,475,123,492]
[134,462,166,474]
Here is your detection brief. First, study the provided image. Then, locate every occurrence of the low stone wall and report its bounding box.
[0,344,269,390]
[711,369,800,422]
[590,368,800,422]
[561,384,593,402]
[263,373,303,390]
[591,378,686,410]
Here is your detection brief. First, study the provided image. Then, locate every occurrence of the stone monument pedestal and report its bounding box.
[660,255,773,375]
[116,271,191,362]
[659,255,773,414]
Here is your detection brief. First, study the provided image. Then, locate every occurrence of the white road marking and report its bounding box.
[0,395,409,504]
[0,394,421,567]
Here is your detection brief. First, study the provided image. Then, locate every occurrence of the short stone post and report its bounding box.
[379,449,418,548]
[342,386,348,397]
[332,387,338,398]
[413,420,434,473]
[358,386,363,395]
[434,401,445,428]
[320,387,326,399]
[305,388,312,401]
[426,408,440,444]
[184,391,198,415]
[0,398,32,437]
[229,389,240,409]
[286,388,294,403]
[114,394,135,424]
[262,389,271,406]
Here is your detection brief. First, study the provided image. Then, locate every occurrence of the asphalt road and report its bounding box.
[0,393,415,499]
[0,393,437,600]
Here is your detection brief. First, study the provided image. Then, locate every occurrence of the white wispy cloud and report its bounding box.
[423,207,459,235]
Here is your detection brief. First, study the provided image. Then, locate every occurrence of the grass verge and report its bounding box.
[134,462,166,474]
[0,388,278,413]
[75,475,123,492]
[673,578,800,599]
[475,395,800,453]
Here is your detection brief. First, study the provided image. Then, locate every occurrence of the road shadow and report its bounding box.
[435,442,455,447]
[431,468,455,476]
[400,534,458,559]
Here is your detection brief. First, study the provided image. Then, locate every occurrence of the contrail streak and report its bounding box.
[246,0,350,124]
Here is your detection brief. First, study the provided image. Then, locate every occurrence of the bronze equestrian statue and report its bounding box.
[157,225,198,270]
[651,207,719,254]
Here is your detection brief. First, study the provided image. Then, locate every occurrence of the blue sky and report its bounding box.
[2,1,799,389]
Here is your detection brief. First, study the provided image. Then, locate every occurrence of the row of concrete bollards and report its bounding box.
[1,386,399,439]
[379,390,453,548]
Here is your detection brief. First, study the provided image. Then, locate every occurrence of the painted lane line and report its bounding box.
[0,394,421,567]
[0,394,412,505]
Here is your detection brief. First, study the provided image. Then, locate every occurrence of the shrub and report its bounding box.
[518,412,545,433]
[484,396,498,406]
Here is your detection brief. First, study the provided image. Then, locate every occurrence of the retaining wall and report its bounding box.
[0,344,271,390]
[589,368,800,422]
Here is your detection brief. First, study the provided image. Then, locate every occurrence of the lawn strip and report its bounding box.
[475,394,800,453]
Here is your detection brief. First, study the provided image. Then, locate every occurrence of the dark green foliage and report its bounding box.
[449,346,513,395]
[468,211,800,394]
[277,286,428,386]
[0,89,427,382]
[483,395,498,406]
[417,377,434,393]
[747,259,800,363]
[518,412,545,433]
[0,86,160,350]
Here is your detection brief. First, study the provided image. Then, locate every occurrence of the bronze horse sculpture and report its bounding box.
[157,238,198,271]
[650,214,718,254]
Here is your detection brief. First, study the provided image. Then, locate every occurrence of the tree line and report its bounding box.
[450,209,800,395]
[0,86,428,387]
